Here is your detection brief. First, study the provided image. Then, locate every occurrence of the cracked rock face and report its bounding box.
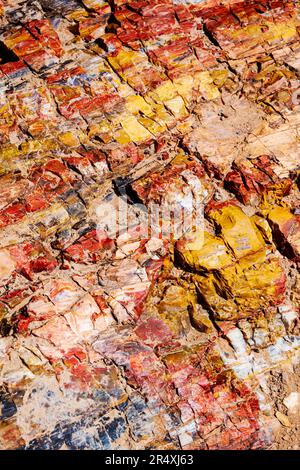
[0,0,300,450]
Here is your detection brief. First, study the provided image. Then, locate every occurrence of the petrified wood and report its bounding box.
[0,0,300,450]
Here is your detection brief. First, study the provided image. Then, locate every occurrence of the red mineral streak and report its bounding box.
[64,230,115,264]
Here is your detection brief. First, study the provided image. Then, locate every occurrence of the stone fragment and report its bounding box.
[275,411,291,427]
[283,392,300,413]
[266,207,300,260]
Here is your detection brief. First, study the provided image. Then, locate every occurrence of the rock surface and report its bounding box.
[0,0,300,450]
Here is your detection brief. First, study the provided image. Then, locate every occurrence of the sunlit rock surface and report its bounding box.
[0,0,300,450]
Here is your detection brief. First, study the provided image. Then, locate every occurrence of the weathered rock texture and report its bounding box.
[0,0,300,450]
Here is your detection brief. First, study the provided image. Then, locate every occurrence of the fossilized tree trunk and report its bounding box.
[0,0,300,450]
